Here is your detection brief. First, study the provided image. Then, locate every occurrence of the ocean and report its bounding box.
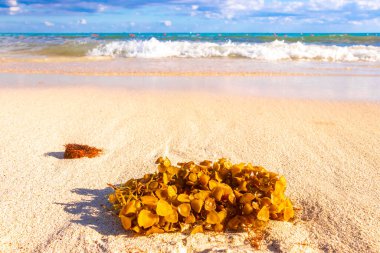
[1,33,380,62]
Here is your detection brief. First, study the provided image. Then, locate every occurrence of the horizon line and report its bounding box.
[1,32,380,34]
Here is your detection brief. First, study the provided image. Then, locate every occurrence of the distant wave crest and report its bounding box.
[88,38,380,62]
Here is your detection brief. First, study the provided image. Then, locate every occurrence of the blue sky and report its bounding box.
[1,0,380,32]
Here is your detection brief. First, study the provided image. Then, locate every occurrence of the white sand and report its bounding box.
[0,87,379,252]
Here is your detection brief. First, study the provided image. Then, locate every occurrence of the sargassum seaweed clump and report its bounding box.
[63,144,102,159]
[108,157,294,236]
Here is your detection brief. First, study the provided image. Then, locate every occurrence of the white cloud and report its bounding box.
[162,20,172,27]
[309,0,350,10]
[190,5,199,16]
[304,0,380,11]
[270,1,304,13]
[181,0,380,21]
[97,4,107,12]
[204,11,220,19]
[78,19,87,25]
[225,0,264,11]
[191,5,199,10]
[184,0,264,19]
[7,0,20,15]
[283,17,293,23]
[7,0,17,7]
[349,20,363,25]
[175,0,265,19]
[44,21,54,27]
[186,0,380,13]
[343,17,380,28]
[221,0,264,19]
[9,6,20,12]
[356,0,380,10]
[130,22,136,27]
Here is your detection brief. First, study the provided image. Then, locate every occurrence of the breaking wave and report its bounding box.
[88,38,380,62]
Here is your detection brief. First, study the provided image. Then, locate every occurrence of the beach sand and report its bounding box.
[0,86,379,252]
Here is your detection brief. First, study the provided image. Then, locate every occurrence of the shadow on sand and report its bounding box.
[56,188,129,236]
[56,189,284,252]
[45,152,65,159]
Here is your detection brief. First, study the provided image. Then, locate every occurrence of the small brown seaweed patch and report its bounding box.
[64,144,102,159]
[108,157,294,246]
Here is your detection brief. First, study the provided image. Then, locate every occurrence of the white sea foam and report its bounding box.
[88,38,380,62]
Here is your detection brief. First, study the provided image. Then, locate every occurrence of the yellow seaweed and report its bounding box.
[191,225,204,234]
[156,200,173,216]
[164,208,179,223]
[206,210,220,224]
[177,194,191,203]
[185,213,196,224]
[141,196,158,206]
[108,157,294,237]
[190,199,204,213]
[124,201,138,215]
[138,210,158,229]
[178,203,191,217]
[146,226,164,235]
[257,206,270,222]
[120,215,132,230]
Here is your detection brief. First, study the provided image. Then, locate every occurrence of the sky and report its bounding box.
[0,0,380,33]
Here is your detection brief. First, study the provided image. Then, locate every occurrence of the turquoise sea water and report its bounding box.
[2,33,380,45]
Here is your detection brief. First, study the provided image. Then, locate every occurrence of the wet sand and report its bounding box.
[1,57,380,76]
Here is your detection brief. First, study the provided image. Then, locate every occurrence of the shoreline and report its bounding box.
[2,56,380,74]
[2,69,380,77]
[1,72,380,102]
